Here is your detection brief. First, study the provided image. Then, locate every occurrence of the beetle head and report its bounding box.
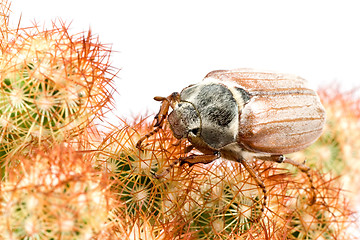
[168,101,201,139]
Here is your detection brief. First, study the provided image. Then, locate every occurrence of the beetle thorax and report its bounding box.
[168,81,246,150]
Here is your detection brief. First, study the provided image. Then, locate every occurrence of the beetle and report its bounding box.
[137,68,326,213]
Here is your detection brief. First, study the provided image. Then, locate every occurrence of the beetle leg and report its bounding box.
[255,155,284,163]
[153,96,171,127]
[281,156,316,205]
[136,124,164,149]
[238,157,267,220]
[152,158,181,179]
[179,151,221,167]
[153,151,220,179]
[136,101,169,149]
[256,155,316,205]
[184,144,194,153]
[136,93,180,149]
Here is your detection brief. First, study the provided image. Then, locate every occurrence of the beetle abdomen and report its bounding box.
[205,69,326,154]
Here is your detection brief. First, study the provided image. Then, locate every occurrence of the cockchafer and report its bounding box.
[137,68,326,214]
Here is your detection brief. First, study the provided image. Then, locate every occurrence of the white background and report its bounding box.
[9,0,360,119]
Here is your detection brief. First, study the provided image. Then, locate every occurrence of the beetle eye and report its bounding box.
[190,128,200,136]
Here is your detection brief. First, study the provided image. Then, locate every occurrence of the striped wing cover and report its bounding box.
[205,69,326,154]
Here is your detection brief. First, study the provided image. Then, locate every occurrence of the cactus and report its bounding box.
[0,1,358,239]
[0,19,115,161]
[95,122,174,232]
[94,118,355,239]
[0,145,116,240]
[0,0,10,39]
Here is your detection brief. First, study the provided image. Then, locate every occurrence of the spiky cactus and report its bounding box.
[95,122,173,231]
[0,145,116,240]
[0,21,115,160]
[95,116,357,239]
